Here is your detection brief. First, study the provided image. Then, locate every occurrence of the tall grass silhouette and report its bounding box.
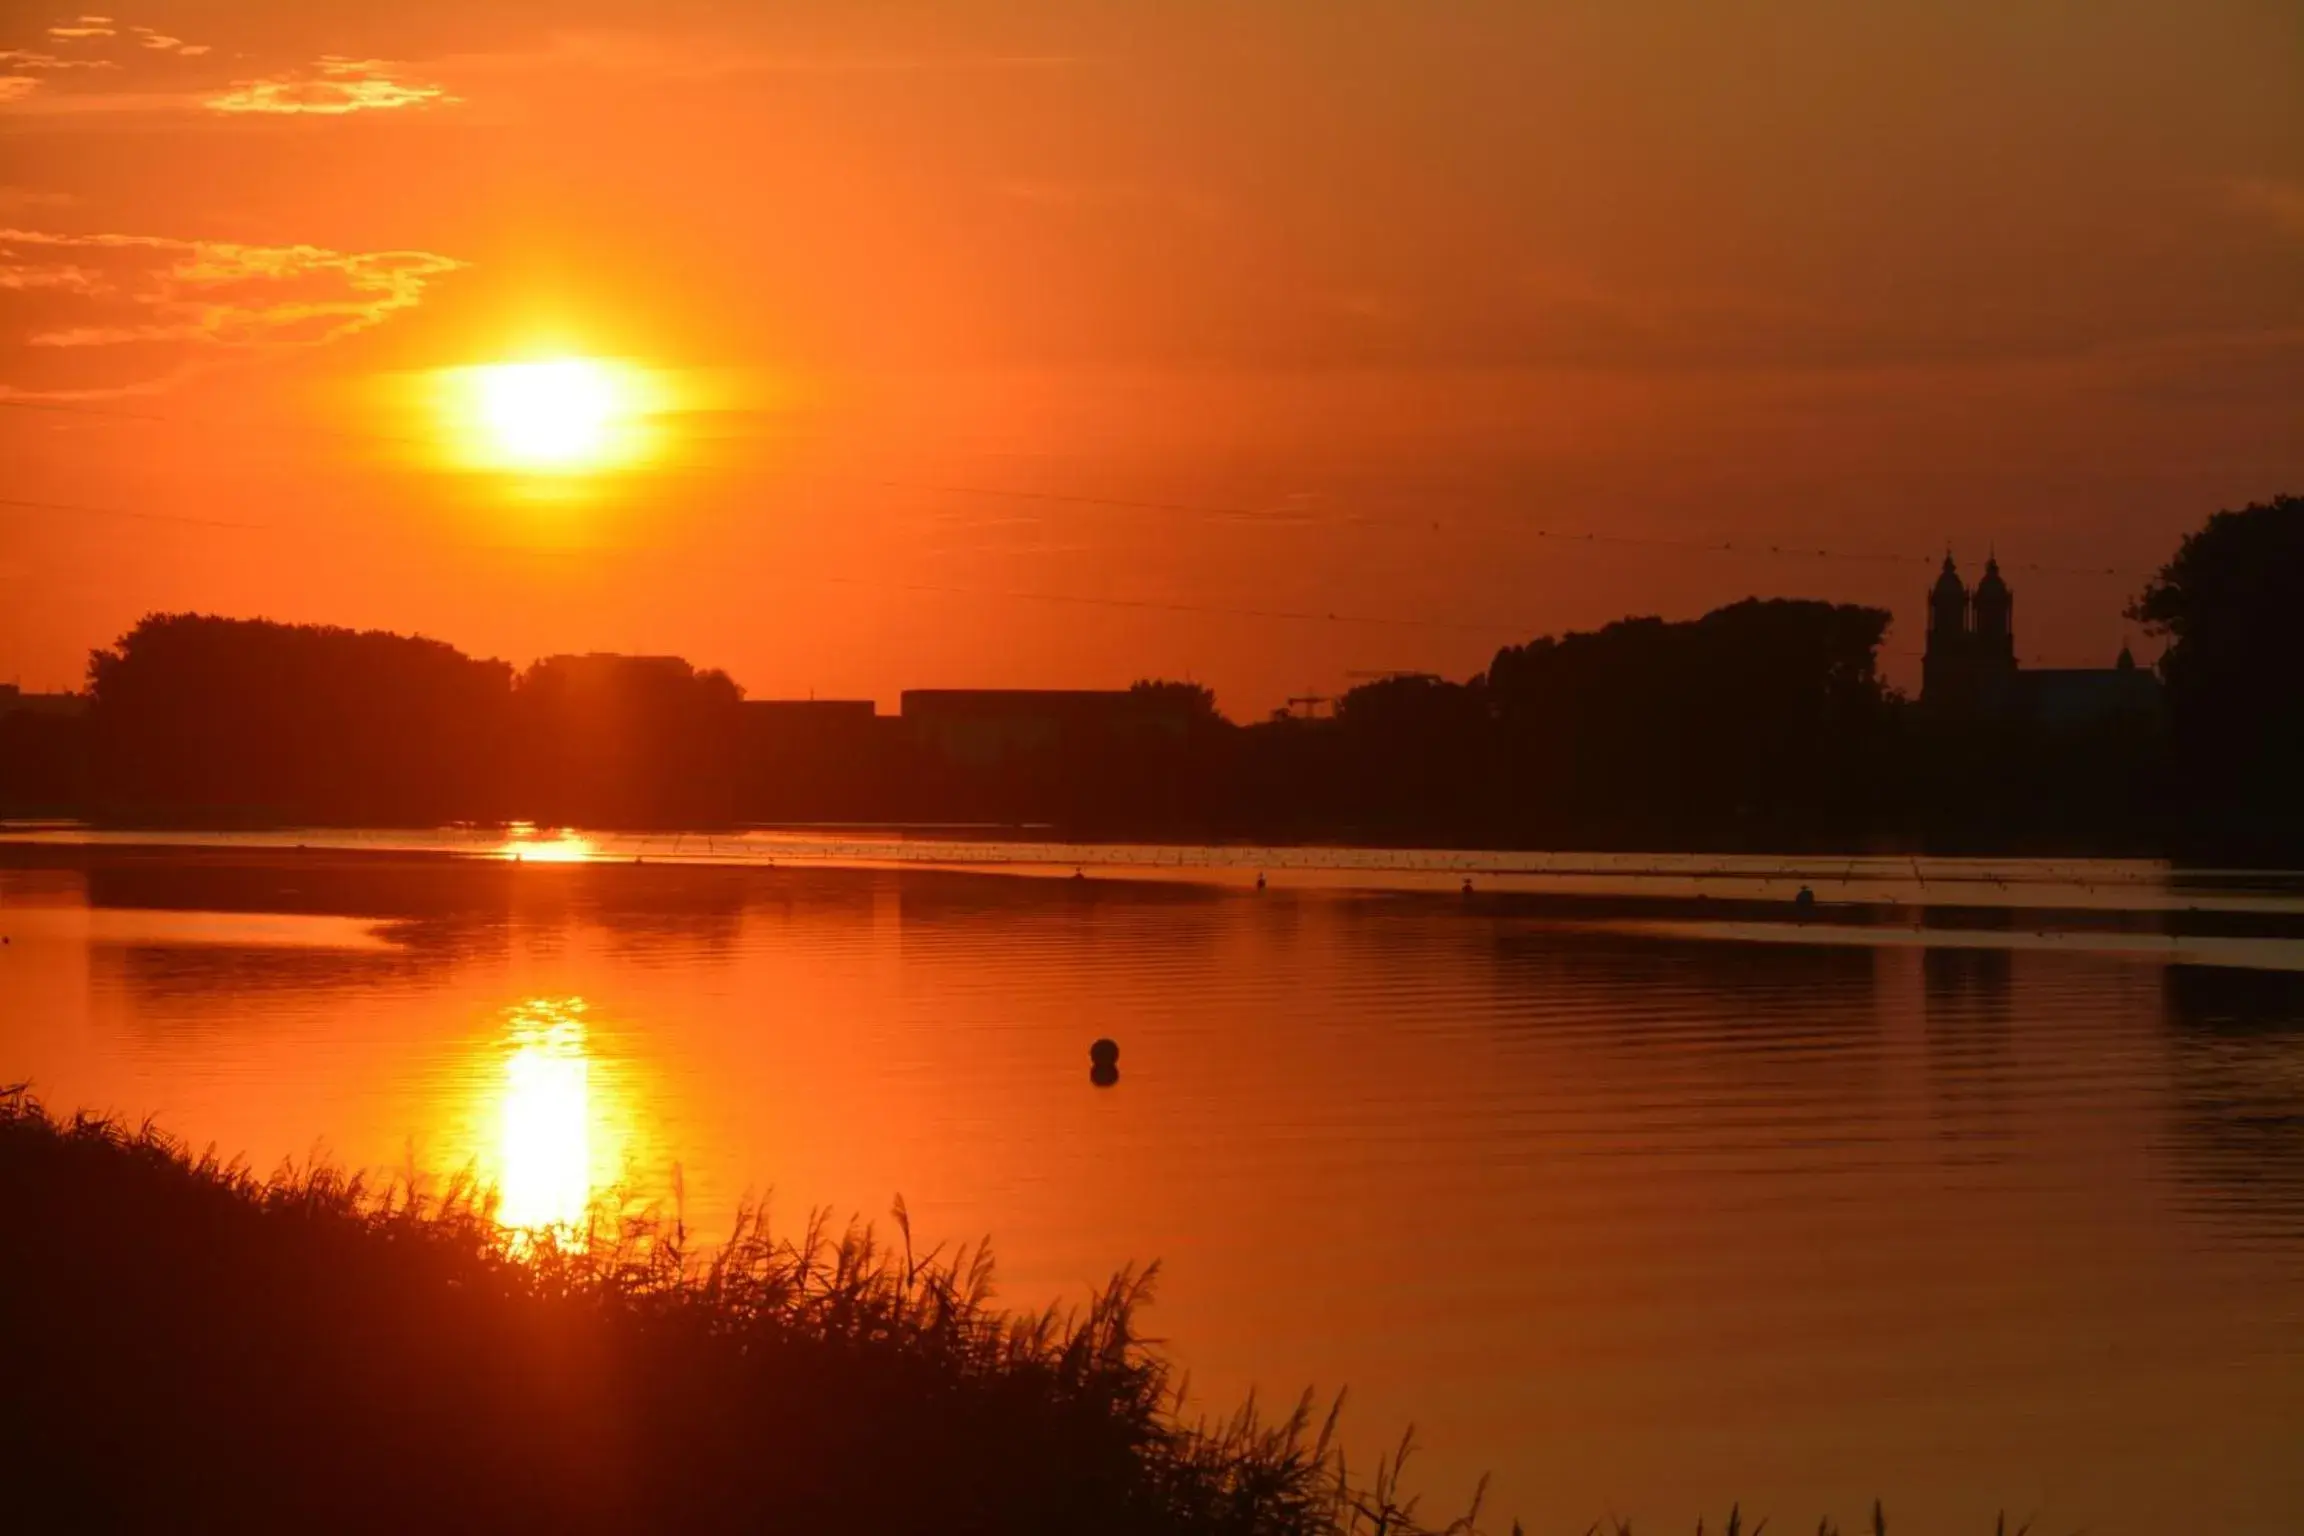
[0,1087,2042,1534]
[0,1086,1487,1534]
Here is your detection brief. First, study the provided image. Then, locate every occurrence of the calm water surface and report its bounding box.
[5,831,2303,1532]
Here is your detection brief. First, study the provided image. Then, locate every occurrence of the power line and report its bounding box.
[0,494,271,530]
[862,479,1313,525]
[0,398,173,424]
[0,486,1531,633]
[0,479,2144,582]
[818,575,1529,633]
[2,392,2144,580]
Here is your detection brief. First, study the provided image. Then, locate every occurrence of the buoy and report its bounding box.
[1089,1038,1119,1069]
[1794,885,1816,913]
[1461,877,1474,896]
[1072,866,1087,881]
[1254,871,1267,891]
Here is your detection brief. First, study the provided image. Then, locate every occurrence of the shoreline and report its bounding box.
[7,824,2299,913]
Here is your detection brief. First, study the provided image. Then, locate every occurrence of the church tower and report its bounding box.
[1971,554,2015,670]
[1921,552,1970,708]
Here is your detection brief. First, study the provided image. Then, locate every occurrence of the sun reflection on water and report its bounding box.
[499,825,596,864]
[489,997,623,1232]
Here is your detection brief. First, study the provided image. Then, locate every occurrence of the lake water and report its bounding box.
[4,830,2302,1532]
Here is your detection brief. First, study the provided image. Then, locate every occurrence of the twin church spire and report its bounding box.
[1920,548,2155,720]
[1922,550,2017,707]
[1930,550,2014,655]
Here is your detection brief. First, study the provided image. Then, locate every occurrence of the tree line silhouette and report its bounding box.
[3,494,2296,859]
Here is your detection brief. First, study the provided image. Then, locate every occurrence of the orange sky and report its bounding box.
[3,1,2299,713]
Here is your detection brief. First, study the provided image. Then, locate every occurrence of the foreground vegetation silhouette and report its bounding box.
[0,1088,1482,1535]
[0,1091,2050,1535]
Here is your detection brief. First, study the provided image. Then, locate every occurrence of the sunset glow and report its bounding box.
[438,359,654,475]
[7,2,2304,1528]
[3,4,2297,710]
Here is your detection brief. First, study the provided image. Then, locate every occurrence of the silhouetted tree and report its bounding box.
[2131,492,2304,858]
[1127,678,1224,726]
[86,614,514,824]
[57,554,2263,853]
[1481,599,1895,847]
[1329,674,1495,840]
[513,654,746,827]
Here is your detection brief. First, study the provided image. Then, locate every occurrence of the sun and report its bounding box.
[435,356,656,474]
[478,360,620,467]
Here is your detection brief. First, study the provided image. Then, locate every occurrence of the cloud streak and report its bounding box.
[0,17,204,109]
[129,26,206,56]
[45,16,115,42]
[0,47,118,71]
[205,57,457,115]
[0,228,464,397]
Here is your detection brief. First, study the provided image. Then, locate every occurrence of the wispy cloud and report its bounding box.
[128,25,206,57]
[0,228,464,397]
[1,46,118,71]
[0,17,202,109]
[205,57,456,115]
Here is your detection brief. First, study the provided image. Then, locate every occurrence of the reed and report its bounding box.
[0,1088,2038,1535]
[0,1086,1484,1534]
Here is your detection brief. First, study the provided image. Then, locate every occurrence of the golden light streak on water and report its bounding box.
[499,825,597,864]
[490,997,616,1232]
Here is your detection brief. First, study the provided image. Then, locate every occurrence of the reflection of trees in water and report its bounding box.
[1922,941,2017,1164]
[1476,927,1892,1175]
[894,868,1236,968]
[0,864,86,906]
[511,864,755,960]
[2163,965,2304,1240]
[88,856,515,925]
[1486,924,1882,1042]
[89,858,503,1030]
[107,943,460,1029]
[90,856,819,1028]
[83,853,769,956]
[1480,925,1885,1104]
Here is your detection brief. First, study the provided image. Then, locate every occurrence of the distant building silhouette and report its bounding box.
[901,689,1196,770]
[1921,552,2157,724]
[741,698,881,761]
[0,685,89,816]
[0,685,88,721]
[738,698,892,821]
